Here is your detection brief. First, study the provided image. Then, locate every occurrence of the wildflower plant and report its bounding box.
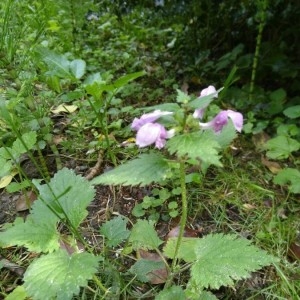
[92,86,277,297]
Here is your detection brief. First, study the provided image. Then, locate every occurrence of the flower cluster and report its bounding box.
[131,86,243,149]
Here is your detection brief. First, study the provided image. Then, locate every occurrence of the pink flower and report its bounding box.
[131,110,174,149]
[199,110,243,133]
[193,85,218,119]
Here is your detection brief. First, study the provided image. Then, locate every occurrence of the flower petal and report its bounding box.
[200,85,217,97]
[131,110,173,131]
[227,110,243,132]
[136,123,168,148]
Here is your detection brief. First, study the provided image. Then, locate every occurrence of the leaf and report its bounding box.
[0,173,15,189]
[265,136,300,159]
[189,234,277,290]
[23,249,99,300]
[155,285,186,300]
[12,132,37,155]
[166,132,222,167]
[51,104,78,114]
[0,216,60,253]
[213,121,237,148]
[100,216,130,247]
[112,71,146,88]
[129,220,163,250]
[283,105,300,119]
[5,285,28,300]
[36,46,71,78]
[129,258,166,283]
[176,89,190,103]
[33,168,95,228]
[273,168,300,193]
[91,153,171,186]
[188,88,223,110]
[70,59,86,79]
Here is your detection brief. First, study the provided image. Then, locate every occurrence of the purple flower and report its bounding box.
[131,110,174,149]
[131,110,173,131]
[199,109,243,133]
[193,85,218,119]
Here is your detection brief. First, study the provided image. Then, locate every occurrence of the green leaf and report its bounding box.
[23,249,99,300]
[155,285,186,300]
[145,103,180,112]
[129,220,163,250]
[36,46,71,78]
[70,59,86,79]
[100,216,130,247]
[129,259,165,283]
[12,132,37,155]
[283,105,300,119]
[189,234,276,290]
[213,121,237,148]
[265,136,300,159]
[273,168,300,193]
[163,237,198,262]
[0,215,60,253]
[34,168,95,228]
[113,71,146,88]
[166,132,222,167]
[176,89,190,103]
[91,153,171,186]
[188,88,222,110]
[5,285,28,300]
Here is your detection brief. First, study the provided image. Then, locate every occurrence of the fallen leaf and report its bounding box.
[261,156,282,174]
[138,249,168,284]
[51,104,78,114]
[0,171,18,189]
[59,235,85,255]
[288,242,300,261]
[15,191,37,211]
[252,132,270,150]
[166,225,199,240]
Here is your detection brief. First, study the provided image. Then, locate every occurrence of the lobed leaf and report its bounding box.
[273,168,300,193]
[91,153,171,186]
[23,249,100,300]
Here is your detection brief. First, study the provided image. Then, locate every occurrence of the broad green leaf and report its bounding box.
[283,105,300,119]
[213,121,237,148]
[112,71,146,88]
[36,47,71,78]
[12,132,37,155]
[274,168,300,193]
[129,220,163,250]
[145,103,180,112]
[265,135,300,159]
[23,249,99,300]
[166,132,222,167]
[155,286,186,300]
[100,216,130,247]
[190,234,276,290]
[0,216,59,253]
[5,285,28,300]
[163,237,198,262]
[129,259,165,283]
[33,168,95,228]
[188,88,222,110]
[70,59,86,79]
[91,153,171,186]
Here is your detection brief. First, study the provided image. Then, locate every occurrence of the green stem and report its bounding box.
[165,160,187,287]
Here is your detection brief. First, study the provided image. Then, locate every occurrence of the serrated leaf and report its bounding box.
[129,220,163,250]
[33,168,95,228]
[265,136,300,159]
[23,249,99,300]
[70,59,86,79]
[213,121,237,148]
[155,285,186,300]
[273,168,300,193]
[189,234,276,290]
[0,215,60,253]
[129,259,165,283]
[100,216,130,247]
[166,132,222,167]
[12,132,37,155]
[283,105,300,119]
[91,153,170,186]
[176,89,190,103]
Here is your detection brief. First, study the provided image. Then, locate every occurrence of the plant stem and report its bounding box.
[165,160,187,287]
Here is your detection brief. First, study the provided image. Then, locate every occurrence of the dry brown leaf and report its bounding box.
[261,156,282,174]
[59,235,85,255]
[166,225,198,240]
[138,249,168,284]
[15,191,37,212]
[288,242,300,261]
[252,132,270,150]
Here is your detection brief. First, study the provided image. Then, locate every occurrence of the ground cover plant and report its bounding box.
[0,0,299,299]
